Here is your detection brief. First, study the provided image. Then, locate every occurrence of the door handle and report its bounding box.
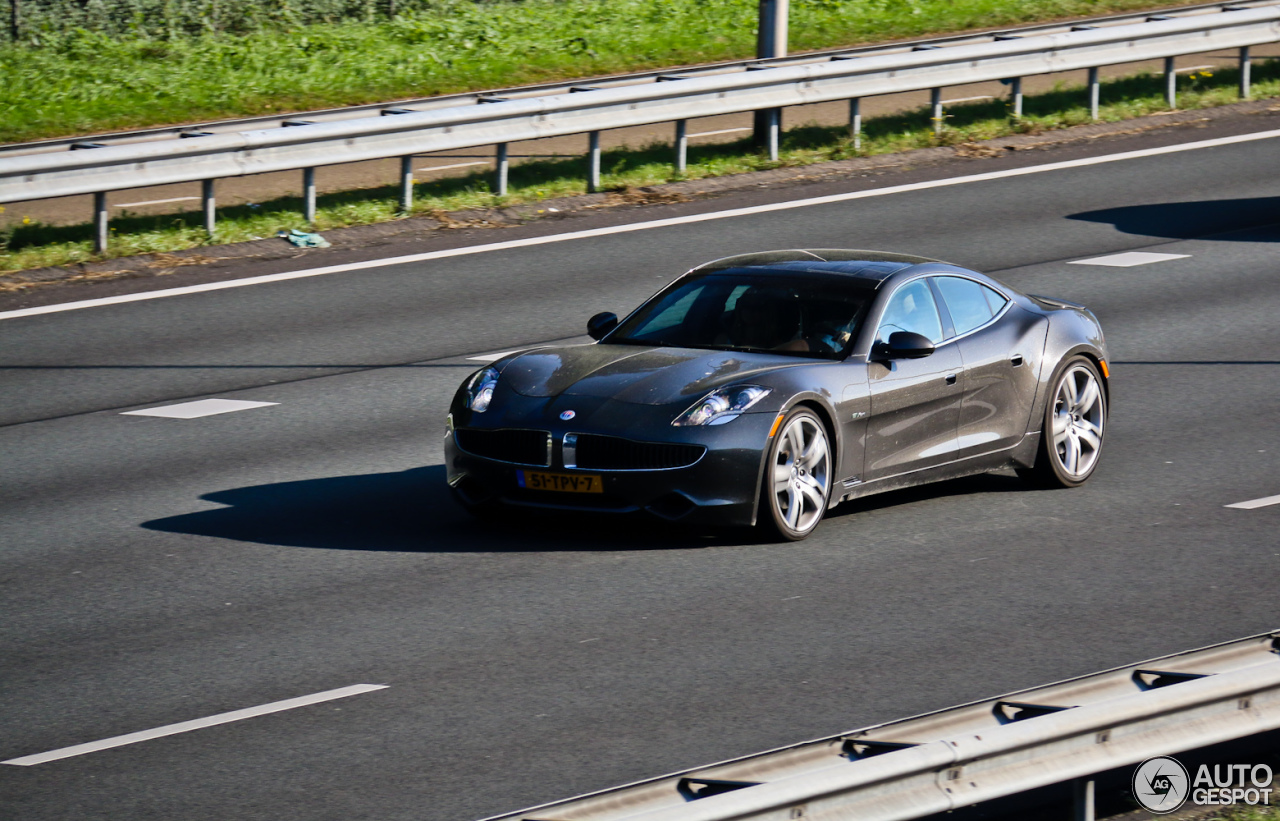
[945,373,957,385]
[1010,354,1024,367]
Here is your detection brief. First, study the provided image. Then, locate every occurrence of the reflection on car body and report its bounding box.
[445,249,1110,540]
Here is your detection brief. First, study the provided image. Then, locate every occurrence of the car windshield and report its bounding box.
[608,270,876,360]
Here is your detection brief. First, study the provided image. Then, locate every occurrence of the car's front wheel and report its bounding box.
[760,407,832,541]
[1020,356,1107,488]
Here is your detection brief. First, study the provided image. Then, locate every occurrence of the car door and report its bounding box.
[864,277,963,481]
[933,275,1049,459]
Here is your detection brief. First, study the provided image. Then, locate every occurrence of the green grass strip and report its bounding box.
[2,62,1275,276]
[1,0,1213,144]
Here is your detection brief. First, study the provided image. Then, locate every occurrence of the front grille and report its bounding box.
[455,428,550,466]
[570,433,705,471]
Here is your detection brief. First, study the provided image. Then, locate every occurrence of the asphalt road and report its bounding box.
[1,122,1279,821]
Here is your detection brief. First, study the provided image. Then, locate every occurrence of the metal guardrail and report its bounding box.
[2,0,1273,160]
[6,2,1280,252]
[479,631,1280,821]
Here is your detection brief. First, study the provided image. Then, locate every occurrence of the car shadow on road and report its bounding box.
[141,465,720,552]
[1067,197,1280,241]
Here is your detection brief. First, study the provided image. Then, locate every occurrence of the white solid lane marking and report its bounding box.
[418,161,490,172]
[941,95,994,104]
[121,398,278,418]
[687,127,753,138]
[1225,495,1280,510]
[466,350,523,362]
[2,684,388,766]
[1069,252,1190,267]
[5,127,1280,323]
[114,196,201,208]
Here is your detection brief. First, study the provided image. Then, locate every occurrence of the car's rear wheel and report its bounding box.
[760,407,832,541]
[1019,356,1106,488]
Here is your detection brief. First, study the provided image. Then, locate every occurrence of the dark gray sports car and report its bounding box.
[445,250,1109,540]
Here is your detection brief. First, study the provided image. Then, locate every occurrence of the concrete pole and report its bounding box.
[753,0,788,149]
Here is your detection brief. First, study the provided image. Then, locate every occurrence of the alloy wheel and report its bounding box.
[770,413,832,536]
[1050,364,1105,479]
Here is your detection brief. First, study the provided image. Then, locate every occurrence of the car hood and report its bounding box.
[501,344,806,406]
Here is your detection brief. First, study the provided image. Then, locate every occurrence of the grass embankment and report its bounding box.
[3,61,1274,276]
[1,0,1214,144]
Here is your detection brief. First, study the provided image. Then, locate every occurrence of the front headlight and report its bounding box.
[466,367,500,412]
[673,385,771,426]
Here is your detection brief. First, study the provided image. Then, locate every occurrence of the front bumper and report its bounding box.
[444,397,777,528]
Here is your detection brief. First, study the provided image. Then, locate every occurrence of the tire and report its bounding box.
[1018,356,1107,488]
[759,407,833,541]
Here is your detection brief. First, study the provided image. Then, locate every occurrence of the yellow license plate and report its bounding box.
[518,470,604,493]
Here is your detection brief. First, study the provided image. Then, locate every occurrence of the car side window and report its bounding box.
[876,279,944,345]
[935,276,1007,336]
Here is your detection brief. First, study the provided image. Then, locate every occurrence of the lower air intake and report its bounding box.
[455,428,550,466]
[573,434,705,470]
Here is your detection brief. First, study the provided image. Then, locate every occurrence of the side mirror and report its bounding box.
[587,311,618,340]
[874,331,935,360]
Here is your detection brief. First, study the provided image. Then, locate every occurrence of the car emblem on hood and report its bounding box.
[560,410,576,421]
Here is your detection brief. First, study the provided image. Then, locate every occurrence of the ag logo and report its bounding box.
[1133,756,1190,814]
[560,410,576,421]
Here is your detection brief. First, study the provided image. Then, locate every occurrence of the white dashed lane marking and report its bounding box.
[418,161,490,173]
[1069,252,1190,267]
[688,127,752,139]
[1225,495,1280,510]
[2,684,387,766]
[466,350,523,362]
[121,399,278,418]
[114,196,201,208]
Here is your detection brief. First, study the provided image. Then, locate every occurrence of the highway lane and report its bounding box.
[5,123,1280,426]
[2,130,1280,820]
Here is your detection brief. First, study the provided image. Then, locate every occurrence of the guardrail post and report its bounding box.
[1088,67,1100,120]
[398,156,413,212]
[763,108,780,161]
[931,87,943,134]
[1240,45,1252,98]
[494,143,509,196]
[93,191,108,254]
[1009,77,1023,118]
[1164,56,1177,108]
[1073,778,1096,821]
[849,98,862,150]
[202,179,215,237]
[674,119,688,174]
[587,131,601,193]
[303,167,316,224]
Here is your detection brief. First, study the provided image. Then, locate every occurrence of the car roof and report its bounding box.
[688,249,948,283]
